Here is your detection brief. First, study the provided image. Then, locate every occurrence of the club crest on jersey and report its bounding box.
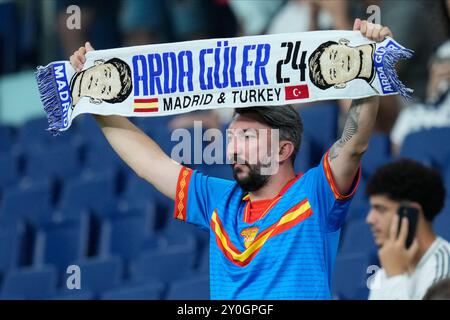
[240,227,259,248]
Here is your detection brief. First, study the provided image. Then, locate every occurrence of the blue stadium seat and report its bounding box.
[15,117,75,153]
[134,116,174,138]
[294,134,312,173]
[339,219,377,255]
[59,256,123,297]
[345,200,370,223]
[0,124,14,153]
[197,247,209,273]
[85,142,135,197]
[117,198,158,227]
[176,121,231,182]
[156,124,215,166]
[123,175,160,202]
[1,265,57,299]
[0,179,53,226]
[0,154,18,191]
[166,275,209,300]
[0,224,23,273]
[350,177,368,207]
[165,216,204,235]
[400,128,450,169]
[433,200,450,242]
[82,138,130,174]
[100,210,155,262]
[0,293,25,300]
[198,164,233,181]
[123,175,171,226]
[33,216,89,272]
[74,115,106,145]
[53,206,90,224]
[361,133,392,179]
[147,118,187,156]
[164,219,208,254]
[187,123,233,177]
[58,170,116,216]
[298,102,339,161]
[159,231,198,249]
[82,151,134,202]
[50,290,94,300]
[24,144,81,181]
[101,280,164,300]
[130,243,197,282]
[159,126,184,163]
[332,253,371,300]
[434,213,450,242]
[443,160,450,190]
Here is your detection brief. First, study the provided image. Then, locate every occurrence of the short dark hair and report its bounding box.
[308,41,337,90]
[423,278,450,300]
[366,159,446,222]
[233,105,303,164]
[103,58,133,104]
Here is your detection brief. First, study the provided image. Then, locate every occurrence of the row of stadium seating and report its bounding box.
[1,102,450,299]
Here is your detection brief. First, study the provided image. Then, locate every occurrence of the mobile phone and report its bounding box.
[397,202,419,249]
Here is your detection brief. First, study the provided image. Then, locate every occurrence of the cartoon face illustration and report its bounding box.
[309,39,375,90]
[70,57,133,106]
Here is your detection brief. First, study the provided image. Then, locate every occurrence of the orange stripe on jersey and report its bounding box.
[211,199,313,267]
[243,195,281,224]
[173,167,193,221]
[323,150,361,201]
[241,174,303,224]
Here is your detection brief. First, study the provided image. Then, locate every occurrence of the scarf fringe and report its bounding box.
[381,46,414,100]
[35,65,62,136]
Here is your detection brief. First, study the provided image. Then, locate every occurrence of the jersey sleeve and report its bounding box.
[303,149,361,232]
[172,166,234,230]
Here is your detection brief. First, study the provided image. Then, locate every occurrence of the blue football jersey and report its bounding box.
[173,151,360,299]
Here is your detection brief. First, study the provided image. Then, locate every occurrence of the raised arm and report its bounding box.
[328,96,379,194]
[328,19,392,195]
[70,42,181,200]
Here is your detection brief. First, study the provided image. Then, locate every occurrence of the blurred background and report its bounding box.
[0,0,449,300]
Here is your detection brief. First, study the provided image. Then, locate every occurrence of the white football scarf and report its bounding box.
[36,30,413,134]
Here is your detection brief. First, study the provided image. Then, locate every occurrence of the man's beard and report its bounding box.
[231,161,270,192]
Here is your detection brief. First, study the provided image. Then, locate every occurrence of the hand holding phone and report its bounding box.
[397,201,419,249]
[378,203,420,276]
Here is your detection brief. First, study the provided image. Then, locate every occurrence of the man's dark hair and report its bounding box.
[366,159,446,222]
[308,41,337,90]
[233,105,303,164]
[103,58,133,104]
[423,278,450,300]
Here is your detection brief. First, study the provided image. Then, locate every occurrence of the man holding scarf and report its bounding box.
[69,19,392,299]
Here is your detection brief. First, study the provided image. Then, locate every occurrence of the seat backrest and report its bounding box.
[166,275,210,300]
[130,245,196,282]
[1,265,57,299]
[34,217,89,272]
[0,180,53,226]
[332,253,371,300]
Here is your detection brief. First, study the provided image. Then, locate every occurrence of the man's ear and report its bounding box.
[89,97,102,104]
[339,38,350,46]
[94,59,105,66]
[334,83,346,89]
[279,141,295,163]
[409,202,424,214]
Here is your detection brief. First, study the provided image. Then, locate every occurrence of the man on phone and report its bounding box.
[366,159,450,299]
